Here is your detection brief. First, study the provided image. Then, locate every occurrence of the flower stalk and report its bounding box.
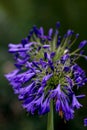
[47,101,54,130]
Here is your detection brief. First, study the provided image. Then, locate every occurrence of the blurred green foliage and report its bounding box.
[0,0,87,130]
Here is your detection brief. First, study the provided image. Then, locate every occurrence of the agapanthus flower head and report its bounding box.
[5,22,87,122]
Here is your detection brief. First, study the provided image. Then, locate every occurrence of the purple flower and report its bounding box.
[42,45,50,49]
[56,21,60,28]
[38,97,50,115]
[5,22,87,124]
[67,29,74,36]
[84,118,87,126]
[50,84,61,98]
[61,54,70,64]
[51,86,74,121]
[78,40,87,48]
[72,94,82,109]
[42,74,53,84]
[76,33,79,39]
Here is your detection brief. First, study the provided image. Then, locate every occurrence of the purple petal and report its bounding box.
[39,27,44,36]
[78,40,87,48]
[56,21,60,28]
[42,73,53,84]
[76,94,85,98]
[67,30,74,36]
[48,28,53,37]
[72,94,82,109]
[42,45,50,49]
[84,118,87,126]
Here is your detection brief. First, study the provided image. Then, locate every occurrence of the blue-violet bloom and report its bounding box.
[5,22,87,123]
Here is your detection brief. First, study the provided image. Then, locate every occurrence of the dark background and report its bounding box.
[0,0,87,130]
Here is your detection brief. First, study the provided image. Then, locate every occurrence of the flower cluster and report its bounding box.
[5,22,87,123]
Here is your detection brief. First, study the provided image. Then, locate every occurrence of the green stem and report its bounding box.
[47,101,54,130]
